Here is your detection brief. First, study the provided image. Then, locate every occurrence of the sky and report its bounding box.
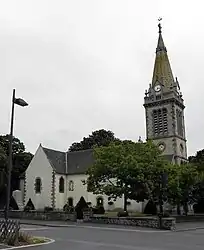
[0,0,203,156]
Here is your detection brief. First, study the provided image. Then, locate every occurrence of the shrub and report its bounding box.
[44,206,53,212]
[10,196,19,210]
[108,201,114,206]
[18,232,32,244]
[163,212,170,217]
[18,233,45,245]
[93,206,105,214]
[24,198,35,211]
[117,211,129,217]
[75,196,89,219]
[193,200,204,213]
[63,204,75,213]
[144,200,157,215]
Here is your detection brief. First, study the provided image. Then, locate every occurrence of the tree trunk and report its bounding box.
[177,203,181,215]
[183,202,188,216]
[124,194,127,211]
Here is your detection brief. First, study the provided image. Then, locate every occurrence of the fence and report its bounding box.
[0,219,20,245]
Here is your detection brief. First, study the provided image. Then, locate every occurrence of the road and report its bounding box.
[3,223,201,250]
[1,222,204,250]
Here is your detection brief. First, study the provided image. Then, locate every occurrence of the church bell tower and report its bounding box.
[143,23,187,164]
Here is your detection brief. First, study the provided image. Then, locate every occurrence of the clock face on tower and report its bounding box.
[158,142,165,152]
[154,84,161,92]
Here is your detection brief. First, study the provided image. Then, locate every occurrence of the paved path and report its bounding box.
[176,221,204,231]
[17,223,204,250]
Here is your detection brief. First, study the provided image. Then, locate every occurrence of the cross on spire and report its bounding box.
[158,17,162,33]
[158,23,162,33]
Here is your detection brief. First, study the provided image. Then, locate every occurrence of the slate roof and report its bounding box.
[42,147,94,175]
[67,149,94,174]
[42,147,66,174]
[42,146,174,175]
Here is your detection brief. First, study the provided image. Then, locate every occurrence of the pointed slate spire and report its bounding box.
[152,23,175,89]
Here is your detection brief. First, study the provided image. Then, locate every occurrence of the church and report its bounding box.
[23,23,188,211]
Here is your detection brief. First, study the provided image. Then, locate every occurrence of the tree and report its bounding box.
[85,140,170,211]
[69,129,120,152]
[167,163,199,215]
[0,146,7,193]
[189,149,204,171]
[188,149,204,214]
[0,135,33,193]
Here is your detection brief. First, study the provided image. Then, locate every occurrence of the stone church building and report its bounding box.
[23,23,188,211]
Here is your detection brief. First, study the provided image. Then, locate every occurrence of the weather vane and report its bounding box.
[158,17,162,33]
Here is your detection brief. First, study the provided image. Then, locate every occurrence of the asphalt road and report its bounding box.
[13,223,204,250]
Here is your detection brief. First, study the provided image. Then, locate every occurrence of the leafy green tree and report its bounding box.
[0,146,7,192]
[69,129,120,152]
[85,140,169,211]
[167,163,198,214]
[189,149,204,171]
[188,149,204,212]
[0,135,33,191]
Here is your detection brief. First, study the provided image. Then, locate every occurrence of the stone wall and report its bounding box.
[0,210,76,222]
[85,216,176,230]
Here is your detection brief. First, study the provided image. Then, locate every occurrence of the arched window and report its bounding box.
[59,176,64,193]
[68,197,73,207]
[96,197,104,207]
[68,180,74,191]
[35,177,42,194]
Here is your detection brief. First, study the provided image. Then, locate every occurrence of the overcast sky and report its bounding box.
[0,0,203,156]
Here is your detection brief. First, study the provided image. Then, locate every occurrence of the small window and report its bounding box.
[35,177,42,194]
[68,197,73,207]
[68,180,74,191]
[59,176,64,193]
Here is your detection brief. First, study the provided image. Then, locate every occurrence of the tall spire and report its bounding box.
[152,22,174,89]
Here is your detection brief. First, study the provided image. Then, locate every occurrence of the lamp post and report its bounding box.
[5,89,28,221]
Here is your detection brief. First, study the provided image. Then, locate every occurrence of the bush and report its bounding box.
[24,198,35,211]
[44,206,53,212]
[75,196,89,219]
[108,201,114,206]
[193,200,204,213]
[117,211,129,217]
[163,212,170,218]
[63,204,75,213]
[10,196,19,210]
[144,200,157,215]
[93,206,105,214]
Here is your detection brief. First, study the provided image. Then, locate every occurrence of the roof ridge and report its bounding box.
[42,146,66,154]
[67,148,93,154]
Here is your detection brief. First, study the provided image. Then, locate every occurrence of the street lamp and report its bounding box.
[5,89,28,220]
